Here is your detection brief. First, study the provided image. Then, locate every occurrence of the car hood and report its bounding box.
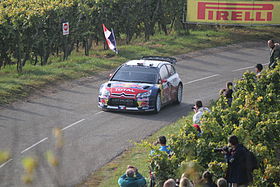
[105,81,155,95]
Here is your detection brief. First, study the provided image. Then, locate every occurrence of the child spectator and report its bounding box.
[255,64,263,78]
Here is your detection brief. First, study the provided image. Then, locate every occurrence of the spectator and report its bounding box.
[255,64,263,78]
[217,178,227,187]
[199,171,217,187]
[163,178,176,187]
[179,176,194,187]
[220,82,233,106]
[118,165,146,187]
[225,135,252,187]
[192,100,210,133]
[267,40,280,69]
[151,136,171,155]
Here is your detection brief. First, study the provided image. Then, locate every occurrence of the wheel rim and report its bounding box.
[156,94,161,112]
[177,85,183,103]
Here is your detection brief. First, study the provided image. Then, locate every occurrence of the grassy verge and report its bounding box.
[77,114,193,187]
[1,26,280,106]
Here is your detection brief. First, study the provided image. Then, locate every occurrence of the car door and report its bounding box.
[159,65,171,104]
[166,64,179,101]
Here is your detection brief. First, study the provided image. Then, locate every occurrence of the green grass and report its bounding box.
[1,26,279,106]
[77,114,193,187]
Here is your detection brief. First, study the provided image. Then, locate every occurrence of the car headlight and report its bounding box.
[99,88,110,97]
[137,90,152,98]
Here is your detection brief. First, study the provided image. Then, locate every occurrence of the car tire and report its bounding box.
[174,84,183,104]
[153,93,161,113]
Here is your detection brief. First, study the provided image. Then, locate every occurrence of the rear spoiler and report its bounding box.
[141,56,177,64]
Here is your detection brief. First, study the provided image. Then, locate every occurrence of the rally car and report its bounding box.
[98,56,183,113]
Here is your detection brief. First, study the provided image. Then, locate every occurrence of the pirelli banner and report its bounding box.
[186,0,280,25]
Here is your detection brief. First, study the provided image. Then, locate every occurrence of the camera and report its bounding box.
[214,146,230,153]
[153,141,160,146]
[191,106,196,110]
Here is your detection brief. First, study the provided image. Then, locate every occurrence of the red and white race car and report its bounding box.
[98,56,183,113]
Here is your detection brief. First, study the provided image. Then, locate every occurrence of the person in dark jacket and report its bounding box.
[225,136,251,187]
[220,82,233,106]
[267,40,280,69]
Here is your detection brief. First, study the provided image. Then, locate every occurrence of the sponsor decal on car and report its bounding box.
[114,88,135,92]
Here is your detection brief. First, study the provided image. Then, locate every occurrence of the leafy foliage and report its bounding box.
[0,0,186,72]
[145,65,280,186]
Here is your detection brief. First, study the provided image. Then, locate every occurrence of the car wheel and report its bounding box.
[174,84,183,104]
[154,93,161,113]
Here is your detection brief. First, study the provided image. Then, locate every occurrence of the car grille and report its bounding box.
[111,93,135,98]
[108,98,138,107]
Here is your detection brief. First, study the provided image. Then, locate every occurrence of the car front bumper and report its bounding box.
[98,102,155,112]
[98,96,156,111]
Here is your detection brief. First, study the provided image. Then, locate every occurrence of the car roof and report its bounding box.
[124,59,169,68]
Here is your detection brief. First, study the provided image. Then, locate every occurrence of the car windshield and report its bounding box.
[111,66,158,84]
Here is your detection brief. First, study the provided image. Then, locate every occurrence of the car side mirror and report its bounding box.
[109,73,113,78]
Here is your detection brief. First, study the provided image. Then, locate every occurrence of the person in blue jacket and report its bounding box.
[151,136,171,156]
[118,165,146,187]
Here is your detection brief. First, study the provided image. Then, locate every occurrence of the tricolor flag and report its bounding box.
[102,24,118,54]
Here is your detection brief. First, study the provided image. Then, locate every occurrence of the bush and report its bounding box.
[145,65,280,186]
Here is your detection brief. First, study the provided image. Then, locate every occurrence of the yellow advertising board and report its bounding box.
[186,0,280,25]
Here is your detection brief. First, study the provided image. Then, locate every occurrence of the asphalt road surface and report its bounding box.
[0,42,268,187]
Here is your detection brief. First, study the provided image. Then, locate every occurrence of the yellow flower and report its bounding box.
[256,96,263,102]
[22,157,38,174]
[0,151,10,164]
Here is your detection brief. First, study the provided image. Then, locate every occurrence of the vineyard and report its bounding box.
[145,65,280,186]
[0,0,184,72]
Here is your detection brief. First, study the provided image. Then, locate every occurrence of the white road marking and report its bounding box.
[62,119,85,131]
[232,63,269,72]
[95,111,104,115]
[184,74,220,85]
[232,66,254,72]
[0,159,13,169]
[21,137,48,154]
[1,119,86,169]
